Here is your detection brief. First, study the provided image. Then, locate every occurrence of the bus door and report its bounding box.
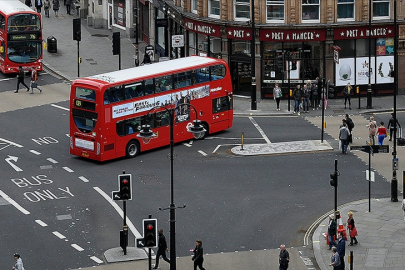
[211,95,233,133]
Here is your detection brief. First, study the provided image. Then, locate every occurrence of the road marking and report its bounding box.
[79,176,89,182]
[198,150,207,156]
[30,150,41,155]
[0,190,30,214]
[249,117,271,144]
[183,143,192,147]
[63,166,74,172]
[71,244,84,251]
[0,138,23,151]
[90,256,103,264]
[93,187,141,238]
[47,158,58,164]
[212,144,239,154]
[35,219,48,226]
[52,231,66,239]
[5,155,23,171]
[51,104,70,111]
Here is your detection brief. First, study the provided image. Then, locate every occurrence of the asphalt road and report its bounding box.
[0,70,61,93]
[0,97,394,270]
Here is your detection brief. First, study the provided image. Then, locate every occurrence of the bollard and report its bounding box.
[323,121,326,129]
[349,250,353,270]
[241,132,244,150]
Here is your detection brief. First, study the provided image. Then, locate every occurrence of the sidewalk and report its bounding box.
[37,9,405,270]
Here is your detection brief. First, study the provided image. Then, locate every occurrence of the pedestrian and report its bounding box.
[336,232,345,270]
[311,82,319,110]
[387,113,401,141]
[302,84,310,113]
[342,82,352,110]
[52,0,59,17]
[34,0,43,13]
[367,116,377,145]
[293,84,303,115]
[29,67,42,94]
[339,122,350,154]
[44,0,51,17]
[192,240,205,270]
[347,211,358,246]
[12,253,24,270]
[66,0,71,15]
[316,77,322,108]
[329,247,340,270]
[345,114,355,144]
[153,229,170,269]
[376,121,387,145]
[273,83,282,111]
[15,66,30,93]
[327,215,337,250]
[25,0,32,7]
[279,244,290,270]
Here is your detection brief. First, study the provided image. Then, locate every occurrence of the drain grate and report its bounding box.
[333,110,345,113]
[91,34,108,37]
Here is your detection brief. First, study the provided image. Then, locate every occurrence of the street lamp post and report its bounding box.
[137,104,206,270]
[367,0,373,108]
[392,0,398,202]
[250,0,257,110]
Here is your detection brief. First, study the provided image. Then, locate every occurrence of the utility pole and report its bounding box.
[250,0,257,110]
[330,159,338,219]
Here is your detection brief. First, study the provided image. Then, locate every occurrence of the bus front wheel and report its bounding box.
[126,140,140,158]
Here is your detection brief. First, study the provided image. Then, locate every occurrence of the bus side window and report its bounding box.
[145,79,154,95]
[196,68,210,83]
[210,65,226,81]
[212,96,232,114]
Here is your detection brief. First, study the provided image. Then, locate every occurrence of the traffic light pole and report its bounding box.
[77,40,80,77]
[334,159,338,218]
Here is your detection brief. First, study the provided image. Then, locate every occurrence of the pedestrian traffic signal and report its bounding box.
[143,219,157,248]
[330,171,338,187]
[73,18,81,41]
[112,32,120,55]
[119,174,132,200]
[291,60,297,70]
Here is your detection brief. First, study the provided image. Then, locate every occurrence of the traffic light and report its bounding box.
[330,171,338,187]
[119,174,132,200]
[291,60,297,70]
[73,18,81,41]
[143,219,157,248]
[112,32,120,55]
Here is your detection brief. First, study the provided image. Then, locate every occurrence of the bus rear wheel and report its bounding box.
[126,140,140,158]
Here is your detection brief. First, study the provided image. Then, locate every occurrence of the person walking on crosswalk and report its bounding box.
[15,66,30,93]
[29,67,42,94]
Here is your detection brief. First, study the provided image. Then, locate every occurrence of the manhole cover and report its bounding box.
[91,34,108,37]
[333,110,345,113]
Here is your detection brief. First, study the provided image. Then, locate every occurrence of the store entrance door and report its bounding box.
[230,53,251,96]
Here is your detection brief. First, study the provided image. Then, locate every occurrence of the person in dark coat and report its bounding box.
[52,0,59,17]
[15,66,30,93]
[25,0,32,7]
[327,215,337,250]
[34,0,43,13]
[66,0,71,15]
[153,229,170,269]
[342,82,352,110]
[279,244,290,270]
[336,232,346,270]
[387,113,401,141]
[192,240,205,270]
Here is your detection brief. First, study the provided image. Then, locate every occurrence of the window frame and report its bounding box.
[191,0,197,14]
[266,0,285,23]
[301,0,320,23]
[337,0,355,22]
[234,0,250,22]
[208,0,220,18]
[373,0,390,20]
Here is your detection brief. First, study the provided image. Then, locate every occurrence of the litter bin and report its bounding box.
[47,36,57,53]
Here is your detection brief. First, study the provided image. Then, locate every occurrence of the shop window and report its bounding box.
[234,0,250,21]
[209,0,220,18]
[373,0,389,19]
[113,0,126,27]
[302,0,319,23]
[188,32,196,56]
[266,0,284,22]
[337,0,354,21]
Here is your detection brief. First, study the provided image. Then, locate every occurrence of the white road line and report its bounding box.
[29,150,41,155]
[79,176,89,182]
[71,244,84,251]
[0,138,24,147]
[93,187,142,238]
[212,144,239,154]
[0,190,30,215]
[52,231,66,239]
[63,167,74,172]
[183,143,192,147]
[90,256,103,264]
[35,220,48,227]
[51,104,70,111]
[249,117,271,144]
[47,158,58,164]
[66,134,70,137]
[198,150,207,156]
[213,145,221,153]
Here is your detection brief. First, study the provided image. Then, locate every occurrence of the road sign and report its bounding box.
[366,170,375,182]
[136,238,145,248]
[350,145,389,154]
[112,191,121,200]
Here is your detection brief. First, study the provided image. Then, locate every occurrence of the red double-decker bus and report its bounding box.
[70,56,233,161]
[0,0,43,74]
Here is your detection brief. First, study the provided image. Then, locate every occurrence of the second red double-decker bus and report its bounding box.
[0,0,43,74]
[70,56,233,161]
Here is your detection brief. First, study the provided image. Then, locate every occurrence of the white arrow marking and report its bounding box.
[5,156,23,172]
